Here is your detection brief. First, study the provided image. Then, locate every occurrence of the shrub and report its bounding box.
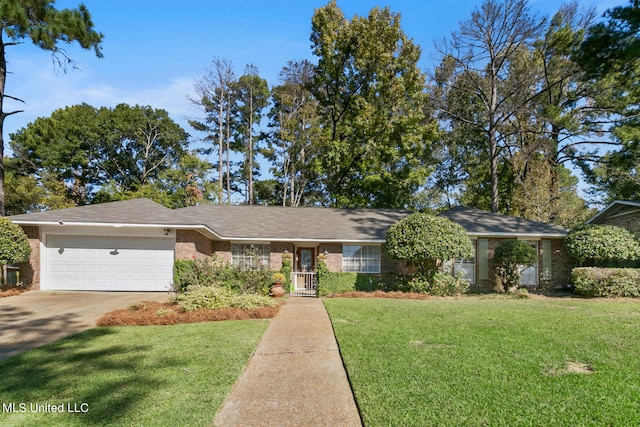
[385,213,473,275]
[271,272,286,285]
[572,267,640,297]
[0,218,31,286]
[173,257,271,296]
[566,225,640,267]
[493,240,538,292]
[176,286,278,311]
[404,271,469,296]
[280,253,292,287]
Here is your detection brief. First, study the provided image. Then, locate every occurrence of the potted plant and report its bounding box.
[270,272,286,298]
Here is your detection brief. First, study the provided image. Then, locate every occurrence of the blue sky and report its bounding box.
[4,0,617,147]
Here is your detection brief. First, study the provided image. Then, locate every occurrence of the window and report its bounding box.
[450,241,476,284]
[519,241,539,286]
[231,243,270,270]
[342,245,380,273]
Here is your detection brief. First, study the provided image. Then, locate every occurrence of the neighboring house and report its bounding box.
[586,200,640,234]
[9,199,572,293]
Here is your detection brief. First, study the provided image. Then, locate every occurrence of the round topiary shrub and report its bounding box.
[566,224,640,267]
[0,217,31,266]
[493,240,537,292]
[385,213,473,275]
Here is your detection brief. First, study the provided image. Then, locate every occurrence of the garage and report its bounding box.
[45,235,174,291]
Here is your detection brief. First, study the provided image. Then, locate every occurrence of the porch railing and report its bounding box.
[290,272,317,297]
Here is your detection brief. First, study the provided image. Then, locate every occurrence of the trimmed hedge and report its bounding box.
[572,267,640,297]
[566,225,640,267]
[316,271,399,296]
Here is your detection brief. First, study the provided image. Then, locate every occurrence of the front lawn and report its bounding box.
[0,320,268,426]
[325,297,640,426]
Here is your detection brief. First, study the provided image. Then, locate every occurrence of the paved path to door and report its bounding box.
[214,297,362,427]
[0,291,169,361]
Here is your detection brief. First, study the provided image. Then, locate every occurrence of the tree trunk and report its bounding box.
[0,36,7,216]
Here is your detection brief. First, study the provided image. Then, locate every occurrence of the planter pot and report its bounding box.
[270,284,285,298]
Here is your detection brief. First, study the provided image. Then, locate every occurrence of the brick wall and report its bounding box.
[550,239,572,287]
[600,210,640,234]
[175,230,213,260]
[213,241,232,264]
[270,243,294,271]
[19,226,40,289]
[319,243,342,272]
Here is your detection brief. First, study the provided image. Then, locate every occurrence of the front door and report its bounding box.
[296,248,315,272]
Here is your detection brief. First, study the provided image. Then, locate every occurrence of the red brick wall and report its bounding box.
[19,226,40,289]
[175,230,213,260]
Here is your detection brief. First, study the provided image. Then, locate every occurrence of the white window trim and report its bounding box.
[231,243,271,270]
[342,244,381,273]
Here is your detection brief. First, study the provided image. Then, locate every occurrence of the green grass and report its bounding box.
[324,297,640,426]
[0,320,268,426]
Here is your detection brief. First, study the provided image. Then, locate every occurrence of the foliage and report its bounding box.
[9,103,195,209]
[493,240,538,291]
[279,253,292,287]
[0,218,31,269]
[403,271,470,296]
[271,272,286,285]
[173,257,271,296]
[565,225,640,267]
[265,60,321,206]
[576,1,640,202]
[176,286,277,311]
[431,0,544,212]
[385,213,473,274]
[572,267,640,298]
[0,0,103,215]
[310,1,436,208]
[233,64,270,205]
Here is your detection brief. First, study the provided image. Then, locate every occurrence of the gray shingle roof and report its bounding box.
[9,199,568,241]
[9,198,199,227]
[177,204,410,241]
[439,206,568,236]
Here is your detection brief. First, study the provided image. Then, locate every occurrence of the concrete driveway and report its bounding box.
[0,291,170,361]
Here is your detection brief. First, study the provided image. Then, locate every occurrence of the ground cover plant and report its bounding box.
[0,320,268,426]
[325,297,640,426]
[97,300,281,326]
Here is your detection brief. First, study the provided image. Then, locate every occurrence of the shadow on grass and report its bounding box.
[0,327,180,425]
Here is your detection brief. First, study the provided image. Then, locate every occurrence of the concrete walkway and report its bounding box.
[213,297,362,427]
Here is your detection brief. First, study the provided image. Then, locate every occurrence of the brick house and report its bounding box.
[586,200,640,234]
[9,198,571,293]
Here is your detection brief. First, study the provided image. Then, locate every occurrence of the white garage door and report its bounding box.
[45,235,174,291]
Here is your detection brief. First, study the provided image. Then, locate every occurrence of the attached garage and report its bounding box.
[44,235,175,292]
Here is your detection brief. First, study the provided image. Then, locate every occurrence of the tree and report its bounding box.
[266,60,320,206]
[10,103,190,207]
[189,57,235,204]
[233,64,269,205]
[385,213,473,276]
[576,1,640,202]
[310,1,436,208]
[566,224,640,267]
[0,0,103,215]
[9,103,100,206]
[432,0,544,212]
[0,216,30,286]
[493,239,537,292]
